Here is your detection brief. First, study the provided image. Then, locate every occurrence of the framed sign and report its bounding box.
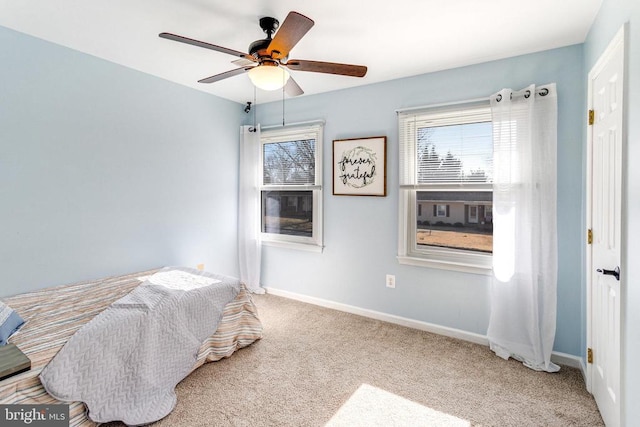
[333,136,387,196]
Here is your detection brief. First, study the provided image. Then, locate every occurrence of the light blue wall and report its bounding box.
[253,45,585,356]
[585,0,640,423]
[0,27,244,297]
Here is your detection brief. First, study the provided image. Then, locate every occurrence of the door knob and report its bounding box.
[596,266,620,281]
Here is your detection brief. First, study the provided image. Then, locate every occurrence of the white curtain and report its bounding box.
[238,125,264,293]
[487,84,558,372]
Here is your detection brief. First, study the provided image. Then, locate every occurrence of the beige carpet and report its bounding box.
[124,293,603,426]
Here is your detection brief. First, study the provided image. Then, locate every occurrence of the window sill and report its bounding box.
[262,240,324,253]
[397,255,492,276]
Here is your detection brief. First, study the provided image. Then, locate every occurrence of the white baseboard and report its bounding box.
[550,351,585,372]
[264,286,586,373]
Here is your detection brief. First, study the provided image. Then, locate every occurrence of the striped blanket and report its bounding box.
[0,269,263,426]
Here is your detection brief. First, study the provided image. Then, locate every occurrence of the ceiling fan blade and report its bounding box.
[267,12,314,60]
[232,58,257,67]
[284,77,304,97]
[198,67,254,84]
[285,59,367,77]
[159,32,252,60]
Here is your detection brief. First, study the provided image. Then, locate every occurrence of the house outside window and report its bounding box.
[260,124,323,251]
[398,103,493,273]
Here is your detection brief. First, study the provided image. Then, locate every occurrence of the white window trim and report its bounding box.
[397,102,492,275]
[260,124,324,252]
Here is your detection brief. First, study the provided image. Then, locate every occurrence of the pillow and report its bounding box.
[0,301,25,346]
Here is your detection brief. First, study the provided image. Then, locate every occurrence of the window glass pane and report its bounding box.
[262,190,313,237]
[417,122,492,184]
[263,139,315,185]
[416,191,493,253]
[399,104,493,269]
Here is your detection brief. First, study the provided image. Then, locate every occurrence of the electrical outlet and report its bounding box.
[386,274,396,288]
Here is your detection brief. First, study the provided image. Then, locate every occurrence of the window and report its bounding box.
[435,204,448,217]
[398,103,493,273]
[260,124,323,251]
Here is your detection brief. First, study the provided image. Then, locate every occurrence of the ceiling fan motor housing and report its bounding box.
[248,38,271,58]
[249,16,281,60]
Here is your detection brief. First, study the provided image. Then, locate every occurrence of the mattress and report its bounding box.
[0,268,263,426]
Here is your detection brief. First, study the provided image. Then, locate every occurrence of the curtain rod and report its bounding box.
[397,85,552,114]
[261,119,325,130]
[395,97,488,114]
[495,87,550,103]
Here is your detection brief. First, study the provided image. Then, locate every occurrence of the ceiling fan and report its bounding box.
[159,11,367,96]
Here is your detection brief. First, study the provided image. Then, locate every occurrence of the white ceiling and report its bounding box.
[0,0,602,105]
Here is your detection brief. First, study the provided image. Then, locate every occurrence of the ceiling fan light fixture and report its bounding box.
[248,65,290,91]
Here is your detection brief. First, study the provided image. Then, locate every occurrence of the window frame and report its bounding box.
[435,204,448,218]
[397,102,493,274]
[259,124,324,252]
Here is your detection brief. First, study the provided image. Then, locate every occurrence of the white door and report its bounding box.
[588,26,625,427]
[469,205,478,223]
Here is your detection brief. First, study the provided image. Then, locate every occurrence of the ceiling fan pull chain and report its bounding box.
[249,86,257,132]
